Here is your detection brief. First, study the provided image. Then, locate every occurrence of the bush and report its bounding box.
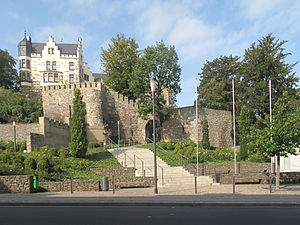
[39,146,58,157]
[24,157,37,173]
[58,147,70,158]
[88,142,103,148]
[36,157,51,178]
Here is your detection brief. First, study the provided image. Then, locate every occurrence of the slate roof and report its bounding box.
[92,73,107,82]
[31,43,78,55]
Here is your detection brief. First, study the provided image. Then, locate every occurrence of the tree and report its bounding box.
[70,89,88,158]
[130,41,181,126]
[100,34,140,99]
[238,105,251,160]
[198,55,241,111]
[247,92,300,189]
[239,34,298,125]
[201,116,210,149]
[0,49,19,90]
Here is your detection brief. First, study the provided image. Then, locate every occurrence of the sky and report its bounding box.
[0,0,300,107]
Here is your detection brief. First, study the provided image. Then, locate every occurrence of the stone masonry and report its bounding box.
[0,175,34,193]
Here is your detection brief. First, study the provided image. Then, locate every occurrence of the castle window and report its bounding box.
[21,59,25,68]
[48,73,53,82]
[21,71,26,80]
[48,48,54,54]
[26,60,30,69]
[54,73,58,82]
[69,62,74,71]
[27,72,30,81]
[52,61,56,70]
[43,73,47,82]
[69,74,74,83]
[46,61,50,70]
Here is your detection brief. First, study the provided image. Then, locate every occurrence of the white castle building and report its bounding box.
[18,34,94,95]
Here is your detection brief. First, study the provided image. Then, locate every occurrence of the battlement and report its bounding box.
[47,117,69,129]
[43,82,105,92]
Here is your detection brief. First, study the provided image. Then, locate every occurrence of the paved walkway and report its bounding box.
[1,184,300,206]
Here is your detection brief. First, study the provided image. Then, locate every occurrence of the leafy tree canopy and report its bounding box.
[0,49,19,91]
[100,33,140,99]
[239,33,298,122]
[198,55,241,111]
[130,41,181,124]
[0,87,43,123]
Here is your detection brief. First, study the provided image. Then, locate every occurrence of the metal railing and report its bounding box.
[157,164,164,186]
[134,154,145,177]
[147,138,169,164]
[178,153,191,166]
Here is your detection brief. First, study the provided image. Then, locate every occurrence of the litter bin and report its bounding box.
[102,177,109,191]
[33,176,39,191]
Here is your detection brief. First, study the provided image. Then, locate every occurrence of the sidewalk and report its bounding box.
[2,184,300,206]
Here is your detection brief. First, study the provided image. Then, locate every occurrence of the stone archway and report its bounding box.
[145,120,161,143]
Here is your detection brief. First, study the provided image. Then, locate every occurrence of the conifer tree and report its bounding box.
[201,116,210,149]
[70,89,88,158]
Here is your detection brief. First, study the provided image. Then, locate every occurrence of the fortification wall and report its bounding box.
[42,82,106,142]
[0,123,39,143]
[162,106,232,148]
[101,87,147,143]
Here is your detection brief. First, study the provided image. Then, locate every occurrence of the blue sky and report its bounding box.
[1,0,299,107]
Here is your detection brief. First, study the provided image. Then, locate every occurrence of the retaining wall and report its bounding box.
[0,175,34,193]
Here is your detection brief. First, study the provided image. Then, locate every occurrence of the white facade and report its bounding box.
[18,35,93,94]
[280,148,300,172]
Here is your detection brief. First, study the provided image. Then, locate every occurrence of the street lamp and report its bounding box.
[150,76,158,194]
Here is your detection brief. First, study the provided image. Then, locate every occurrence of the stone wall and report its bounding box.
[90,167,135,177]
[0,123,39,143]
[162,107,233,147]
[39,177,154,192]
[184,163,271,176]
[0,175,34,193]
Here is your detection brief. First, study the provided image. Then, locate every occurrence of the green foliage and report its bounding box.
[0,87,43,123]
[130,41,181,125]
[198,55,241,111]
[58,147,70,158]
[39,146,58,157]
[247,92,300,159]
[239,34,298,124]
[238,105,251,160]
[70,89,88,158]
[24,157,37,173]
[201,117,210,149]
[0,49,18,90]
[36,157,51,178]
[101,33,140,99]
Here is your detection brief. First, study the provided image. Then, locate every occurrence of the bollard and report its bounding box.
[233,175,235,194]
[214,165,217,182]
[195,176,197,194]
[71,176,73,194]
[124,153,127,167]
[134,155,136,169]
[161,168,164,186]
[113,176,115,194]
[269,176,272,193]
[143,169,146,177]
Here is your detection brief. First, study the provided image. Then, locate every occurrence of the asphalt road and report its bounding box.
[1,206,300,225]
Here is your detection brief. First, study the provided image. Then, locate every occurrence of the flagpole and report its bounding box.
[196,78,199,177]
[232,79,237,175]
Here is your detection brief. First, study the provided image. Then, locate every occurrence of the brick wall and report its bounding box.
[0,175,34,193]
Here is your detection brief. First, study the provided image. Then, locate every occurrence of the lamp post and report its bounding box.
[117,120,120,148]
[13,121,16,152]
[196,78,199,177]
[150,76,158,194]
[232,79,237,175]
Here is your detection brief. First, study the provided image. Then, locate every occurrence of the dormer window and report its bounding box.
[48,48,54,54]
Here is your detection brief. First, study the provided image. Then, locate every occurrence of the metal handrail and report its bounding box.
[178,153,191,166]
[146,138,169,164]
[134,154,145,177]
[157,164,164,186]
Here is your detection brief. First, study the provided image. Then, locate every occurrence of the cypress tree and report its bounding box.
[70,88,88,158]
[238,105,251,161]
[201,116,210,149]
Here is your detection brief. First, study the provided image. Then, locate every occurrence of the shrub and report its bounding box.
[36,157,51,178]
[53,165,62,173]
[39,146,58,157]
[24,157,37,173]
[201,117,210,149]
[58,147,70,158]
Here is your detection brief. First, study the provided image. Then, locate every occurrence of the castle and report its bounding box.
[9,35,233,151]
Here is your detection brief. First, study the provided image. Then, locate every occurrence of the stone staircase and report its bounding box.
[108,146,215,187]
